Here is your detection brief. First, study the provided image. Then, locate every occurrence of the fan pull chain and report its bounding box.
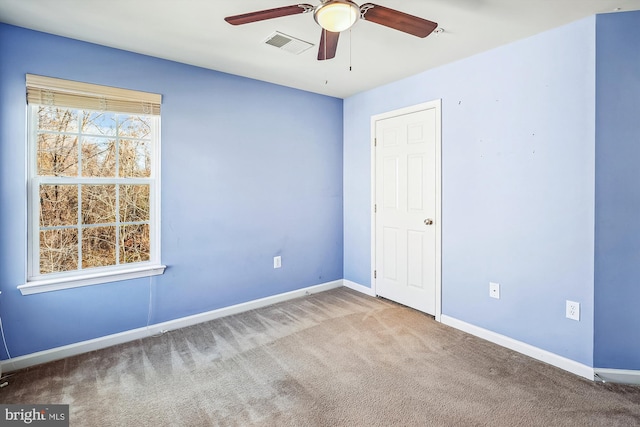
[324,29,329,85]
[349,29,352,71]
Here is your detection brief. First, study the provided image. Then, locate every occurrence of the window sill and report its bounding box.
[18,265,166,295]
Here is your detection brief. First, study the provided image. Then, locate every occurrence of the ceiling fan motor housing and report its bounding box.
[314,0,360,32]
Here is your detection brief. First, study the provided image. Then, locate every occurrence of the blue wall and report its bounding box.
[594,10,640,370]
[344,18,596,365]
[0,24,343,358]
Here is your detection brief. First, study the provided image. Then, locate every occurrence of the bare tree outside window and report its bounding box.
[35,106,153,274]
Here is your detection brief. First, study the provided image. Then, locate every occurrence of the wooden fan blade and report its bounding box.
[318,29,340,60]
[360,3,438,38]
[225,4,314,25]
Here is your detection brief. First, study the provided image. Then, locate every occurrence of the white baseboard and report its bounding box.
[594,368,640,385]
[0,279,343,373]
[440,315,594,381]
[9,282,634,386]
[343,279,375,297]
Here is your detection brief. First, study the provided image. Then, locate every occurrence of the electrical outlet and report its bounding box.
[489,282,500,299]
[566,300,580,321]
[273,256,282,269]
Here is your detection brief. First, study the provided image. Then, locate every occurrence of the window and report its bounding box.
[19,75,165,295]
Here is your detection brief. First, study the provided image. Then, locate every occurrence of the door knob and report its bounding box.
[424,218,434,225]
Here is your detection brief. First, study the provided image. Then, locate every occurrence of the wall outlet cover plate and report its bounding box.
[566,300,580,321]
[489,282,500,299]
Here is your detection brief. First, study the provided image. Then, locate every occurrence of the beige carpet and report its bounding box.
[1,287,639,426]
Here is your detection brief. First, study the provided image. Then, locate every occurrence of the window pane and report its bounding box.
[82,137,116,177]
[119,140,151,177]
[37,133,79,176]
[40,228,78,273]
[40,184,78,227]
[119,184,150,222]
[81,185,116,224]
[119,115,151,139]
[120,224,150,264]
[29,90,159,282]
[81,111,117,136]
[82,226,116,268]
[37,106,78,133]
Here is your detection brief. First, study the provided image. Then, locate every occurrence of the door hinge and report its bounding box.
[374,270,377,279]
[374,138,377,147]
[374,204,377,213]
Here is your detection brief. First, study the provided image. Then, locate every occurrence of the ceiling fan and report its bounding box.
[225,1,438,60]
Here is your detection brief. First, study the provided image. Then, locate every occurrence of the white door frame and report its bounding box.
[370,100,442,321]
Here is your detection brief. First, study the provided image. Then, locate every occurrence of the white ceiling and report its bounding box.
[1,0,639,98]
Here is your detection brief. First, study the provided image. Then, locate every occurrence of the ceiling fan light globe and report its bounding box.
[314,1,359,32]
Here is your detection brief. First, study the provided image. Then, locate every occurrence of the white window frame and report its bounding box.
[19,75,165,295]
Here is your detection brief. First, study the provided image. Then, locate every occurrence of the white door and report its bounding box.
[373,101,441,316]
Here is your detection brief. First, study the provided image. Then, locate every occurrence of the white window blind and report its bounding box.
[26,74,161,115]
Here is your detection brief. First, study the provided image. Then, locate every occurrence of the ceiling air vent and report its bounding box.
[264,31,314,55]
